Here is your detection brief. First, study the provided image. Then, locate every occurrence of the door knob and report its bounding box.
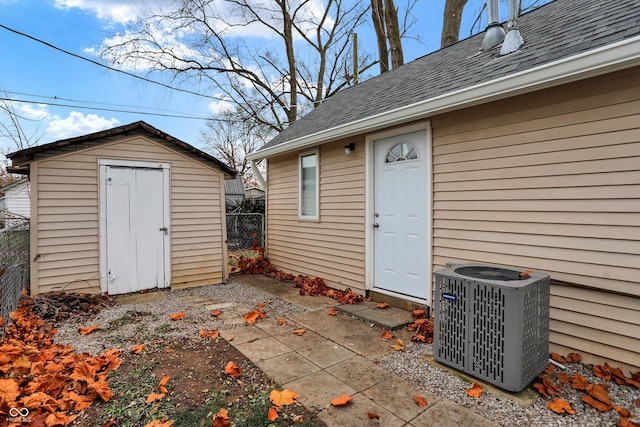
[159,227,168,235]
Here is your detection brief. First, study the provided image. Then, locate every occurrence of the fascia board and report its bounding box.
[248,35,640,161]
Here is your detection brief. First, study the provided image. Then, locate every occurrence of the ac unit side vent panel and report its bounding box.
[433,264,550,392]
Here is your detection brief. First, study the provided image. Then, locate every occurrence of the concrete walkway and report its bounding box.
[228,274,500,427]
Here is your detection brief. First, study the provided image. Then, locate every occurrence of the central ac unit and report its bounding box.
[433,263,550,392]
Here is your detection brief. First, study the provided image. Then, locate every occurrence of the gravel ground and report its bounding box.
[54,279,640,427]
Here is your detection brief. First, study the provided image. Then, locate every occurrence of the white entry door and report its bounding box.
[373,130,430,300]
[102,163,169,294]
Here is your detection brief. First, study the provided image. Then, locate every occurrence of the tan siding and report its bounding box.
[431,66,640,369]
[33,135,225,294]
[266,138,366,291]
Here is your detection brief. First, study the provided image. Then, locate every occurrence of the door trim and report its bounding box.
[364,121,433,306]
[98,158,171,293]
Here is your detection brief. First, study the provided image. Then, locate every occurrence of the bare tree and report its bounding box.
[441,0,469,48]
[199,110,269,185]
[0,96,44,152]
[100,0,373,134]
[371,0,410,73]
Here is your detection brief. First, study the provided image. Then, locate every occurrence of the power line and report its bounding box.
[0,23,227,102]
[3,90,206,117]
[1,97,210,121]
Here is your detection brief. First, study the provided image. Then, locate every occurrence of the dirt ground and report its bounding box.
[72,336,325,427]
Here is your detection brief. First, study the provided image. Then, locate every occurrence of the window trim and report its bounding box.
[298,149,320,221]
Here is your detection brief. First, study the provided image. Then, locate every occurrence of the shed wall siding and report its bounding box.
[5,181,31,219]
[33,135,225,294]
[266,138,366,291]
[431,66,640,371]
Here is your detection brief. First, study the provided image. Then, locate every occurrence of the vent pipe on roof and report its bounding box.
[481,0,505,51]
[500,0,524,55]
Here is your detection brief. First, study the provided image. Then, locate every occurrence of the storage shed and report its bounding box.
[7,121,236,296]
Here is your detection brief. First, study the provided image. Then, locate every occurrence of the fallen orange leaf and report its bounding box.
[581,394,611,412]
[548,398,574,414]
[159,375,170,393]
[270,389,299,406]
[145,392,165,404]
[550,352,567,363]
[244,309,266,324]
[390,339,405,351]
[131,344,145,354]
[328,308,336,316]
[381,331,394,340]
[79,325,102,335]
[227,335,234,342]
[614,405,632,418]
[586,383,611,406]
[566,352,582,363]
[169,312,185,321]
[225,361,242,378]
[277,317,288,326]
[144,418,174,427]
[257,302,266,308]
[212,408,230,427]
[330,395,353,406]
[211,309,222,317]
[571,372,589,390]
[557,371,570,385]
[0,378,20,405]
[268,406,279,421]
[367,412,380,419]
[376,302,390,309]
[292,329,306,336]
[465,383,483,398]
[45,412,78,426]
[414,395,428,407]
[620,416,640,427]
[199,329,220,339]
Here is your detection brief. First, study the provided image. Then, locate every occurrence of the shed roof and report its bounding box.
[7,121,237,178]
[250,0,640,159]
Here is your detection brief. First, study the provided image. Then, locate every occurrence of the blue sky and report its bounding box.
[0,0,546,161]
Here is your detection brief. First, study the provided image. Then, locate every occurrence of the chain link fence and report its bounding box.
[226,213,264,250]
[0,216,30,336]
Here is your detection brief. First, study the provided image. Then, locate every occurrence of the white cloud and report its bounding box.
[18,103,50,121]
[207,98,235,115]
[53,0,148,23]
[46,111,119,139]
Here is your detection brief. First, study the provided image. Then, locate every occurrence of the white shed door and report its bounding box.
[105,166,167,294]
[373,130,430,301]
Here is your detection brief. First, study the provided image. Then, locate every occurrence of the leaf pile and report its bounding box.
[534,352,640,425]
[0,297,122,426]
[231,247,369,304]
[407,308,434,343]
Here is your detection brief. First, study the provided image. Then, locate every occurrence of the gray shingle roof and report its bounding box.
[258,0,640,153]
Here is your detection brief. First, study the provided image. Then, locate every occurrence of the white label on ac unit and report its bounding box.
[442,293,457,302]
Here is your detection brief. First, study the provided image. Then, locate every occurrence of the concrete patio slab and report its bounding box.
[221,325,269,345]
[363,377,439,422]
[274,329,326,350]
[203,302,237,311]
[253,317,301,336]
[337,301,413,330]
[291,310,411,359]
[283,370,356,410]
[234,336,292,362]
[325,356,392,392]
[409,399,501,427]
[296,339,356,369]
[318,393,406,427]
[256,352,320,385]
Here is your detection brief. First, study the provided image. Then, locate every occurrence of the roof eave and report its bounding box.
[248,35,640,161]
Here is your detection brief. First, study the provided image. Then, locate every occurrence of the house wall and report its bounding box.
[5,180,31,219]
[30,135,226,295]
[431,66,640,372]
[266,138,366,291]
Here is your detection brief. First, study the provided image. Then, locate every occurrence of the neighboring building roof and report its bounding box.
[250,0,640,159]
[0,177,28,192]
[224,176,246,196]
[7,121,237,178]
